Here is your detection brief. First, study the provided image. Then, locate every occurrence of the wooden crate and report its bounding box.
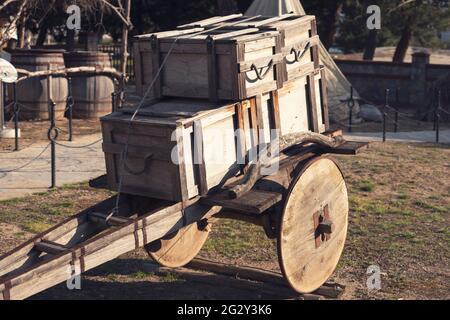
[179,14,320,82]
[133,27,285,101]
[101,99,261,202]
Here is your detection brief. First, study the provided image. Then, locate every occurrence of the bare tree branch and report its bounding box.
[0,0,19,13]
[0,0,29,48]
[98,0,131,27]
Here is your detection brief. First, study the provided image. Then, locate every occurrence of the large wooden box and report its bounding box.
[133,27,285,101]
[180,14,320,82]
[101,99,261,202]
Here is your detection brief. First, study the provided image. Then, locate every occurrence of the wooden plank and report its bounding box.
[249,98,259,148]
[235,102,247,169]
[207,37,218,102]
[200,189,282,214]
[271,90,281,140]
[193,120,208,196]
[320,68,330,130]
[0,200,219,300]
[177,14,243,28]
[34,241,68,255]
[0,196,122,279]
[310,20,320,69]
[150,37,162,99]
[88,212,130,227]
[307,74,319,133]
[174,126,190,202]
[324,141,369,155]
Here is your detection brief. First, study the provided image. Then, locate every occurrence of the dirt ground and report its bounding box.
[0,141,448,300]
[0,118,101,152]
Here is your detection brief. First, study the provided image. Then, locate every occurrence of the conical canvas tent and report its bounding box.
[246,0,361,122]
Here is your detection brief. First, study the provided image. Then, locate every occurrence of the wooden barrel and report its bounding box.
[64,51,114,119]
[8,49,68,120]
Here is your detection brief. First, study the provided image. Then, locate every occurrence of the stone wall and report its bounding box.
[335,52,450,117]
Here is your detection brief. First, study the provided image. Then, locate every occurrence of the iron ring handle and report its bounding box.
[286,42,311,64]
[347,98,356,109]
[249,59,274,81]
[47,127,59,141]
[123,152,154,176]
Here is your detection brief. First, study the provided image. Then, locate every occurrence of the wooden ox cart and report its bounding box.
[0,14,368,300]
[0,127,366,300]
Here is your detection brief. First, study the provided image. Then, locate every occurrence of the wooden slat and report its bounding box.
[177,14,243,28]
[0,200,220,300]
[235,103,247,169]
[88,212,130,227]
[324,141,369,155]
[151,37,162,99]
[271,90,281,140]
[320,67,330,130]
[207,38,218,102]
[34,241,68,255]
[201,189,282,214]
[193,120,208,196]
[307,74,319,133]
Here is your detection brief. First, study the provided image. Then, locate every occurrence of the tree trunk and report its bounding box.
[120,0,131,76]
[393,25,412,63]
[35,24,48,47]
[322,1,343,50]
[17,15,26,49]
[216,0,238,15]
[66,29,75,52]
[363,29,378,60]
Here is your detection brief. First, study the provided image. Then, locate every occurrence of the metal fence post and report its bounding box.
[436,90,441,143]
[348,86,355,133]
[67,77,74,142]
[13,82,20,151]
[48,100,57,188]
[394,87,399,133]
[111,91,116,112]
[383,89,389,143]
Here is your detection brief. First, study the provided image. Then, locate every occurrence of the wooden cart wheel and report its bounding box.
[145,220,211,268]
[277,156,348,294]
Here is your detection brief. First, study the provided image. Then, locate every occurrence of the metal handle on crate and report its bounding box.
[286,42,311,64]
[122,152,154,176]
[249,59,274,81]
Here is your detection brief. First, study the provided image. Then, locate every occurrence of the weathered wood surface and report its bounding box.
[278,156,348,293]
[187,258,345,299]
[0,195,221,300]
[228,132,345,199]
[201,189,282,214]
[64,51,115,119]
[15,66,122,83]
[9,49,68,120]
[146,221,211,268]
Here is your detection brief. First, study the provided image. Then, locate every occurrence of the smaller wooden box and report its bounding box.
[133,27,285,101]
[180,14,320,82]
